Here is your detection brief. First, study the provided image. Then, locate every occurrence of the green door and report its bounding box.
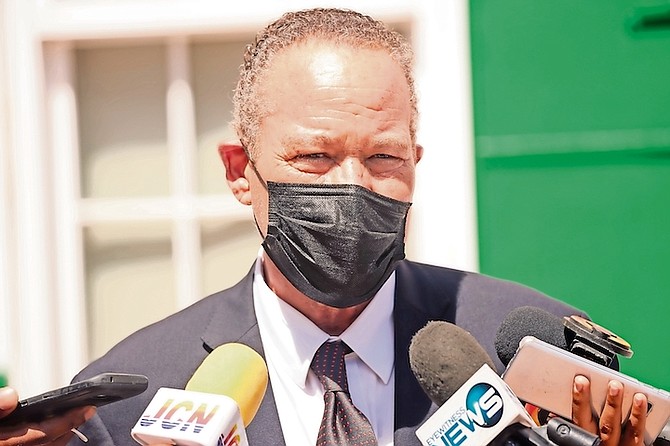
[471,0,670,388]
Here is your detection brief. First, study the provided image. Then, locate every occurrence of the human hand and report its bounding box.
[0,387,96,446]
[572,375,648,446]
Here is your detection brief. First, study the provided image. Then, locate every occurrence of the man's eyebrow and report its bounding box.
[370,138,411,151]
[280,135,411,152]
[282,135,336,148]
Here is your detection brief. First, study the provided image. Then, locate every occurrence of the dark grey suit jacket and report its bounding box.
[70,260,581,445]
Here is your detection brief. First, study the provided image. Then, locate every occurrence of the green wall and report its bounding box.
[470,0,670,389]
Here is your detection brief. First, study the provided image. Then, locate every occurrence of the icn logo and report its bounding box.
[464,383,503,428]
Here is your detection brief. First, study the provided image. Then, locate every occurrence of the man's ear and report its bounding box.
[218,144,252,205]
[415,144,424,163]
[218,144,249,181]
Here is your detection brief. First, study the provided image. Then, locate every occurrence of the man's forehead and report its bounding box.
[265,38,395,77]
[254,37,413,149]
[307,50,344,86]
[259,44,406,108]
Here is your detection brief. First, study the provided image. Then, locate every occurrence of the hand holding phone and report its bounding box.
[0,373,148,427]
[502,336,670,445]
[1,407,95,446]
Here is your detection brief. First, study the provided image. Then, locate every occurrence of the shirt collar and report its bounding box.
[252,250,395,389]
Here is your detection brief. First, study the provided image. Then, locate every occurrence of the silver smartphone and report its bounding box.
[502,336,670,444]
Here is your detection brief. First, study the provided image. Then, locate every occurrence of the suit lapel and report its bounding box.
[199,264,287,446]
[393,262,439,445]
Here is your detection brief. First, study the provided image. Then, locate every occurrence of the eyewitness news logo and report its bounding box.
[416,365,536,446]
[422,382,504,446]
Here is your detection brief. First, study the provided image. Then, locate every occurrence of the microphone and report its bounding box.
[409,321,601,446]
[409,320,496,406]
[495,306,570,368]
[495,306,670,444]
[131,343,268,446]
[495,306,632,368]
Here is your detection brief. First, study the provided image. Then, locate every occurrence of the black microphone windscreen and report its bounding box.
[494,306,568,366]
[409,321,495,406]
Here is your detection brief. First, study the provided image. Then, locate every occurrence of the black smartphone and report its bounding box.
[0,372,148,426]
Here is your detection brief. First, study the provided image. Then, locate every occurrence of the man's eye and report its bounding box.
[368,154,405,171]
[298,153,327,159]
[370,153,403,163]
[292,153,332,164]
[289,153,333,173]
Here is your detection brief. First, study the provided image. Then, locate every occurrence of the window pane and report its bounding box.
[201,219,259,297]
[192,39,249,195]
[77,45,169,198]
[84,223,175,359]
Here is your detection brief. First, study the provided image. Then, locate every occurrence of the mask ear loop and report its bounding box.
[242,145,268,191]
[241,145,269,238]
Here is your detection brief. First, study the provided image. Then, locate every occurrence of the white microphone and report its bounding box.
[410,321,537,446]
[131,343,268,446]
[415,363,540,446]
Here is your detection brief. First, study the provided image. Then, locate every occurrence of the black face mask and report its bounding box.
[262,181,411,308]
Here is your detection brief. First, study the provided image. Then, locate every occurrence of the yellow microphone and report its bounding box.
[132,343,268,446]
[185,343,268,427]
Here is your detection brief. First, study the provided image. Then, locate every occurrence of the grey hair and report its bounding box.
[231,8,418,158]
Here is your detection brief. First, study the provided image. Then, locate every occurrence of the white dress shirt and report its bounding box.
[252,251,396,445]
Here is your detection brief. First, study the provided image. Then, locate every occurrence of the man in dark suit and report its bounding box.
[0,7,648,446]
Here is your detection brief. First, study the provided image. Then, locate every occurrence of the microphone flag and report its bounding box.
[131,388,247,446]
[131,343,268,446]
